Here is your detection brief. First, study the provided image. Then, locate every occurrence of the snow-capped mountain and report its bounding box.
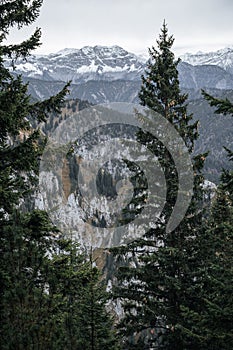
[5,45,146,83]
[181,46,233,74]
[5,44,233,106]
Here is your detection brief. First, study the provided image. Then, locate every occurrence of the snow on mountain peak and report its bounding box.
[56,48,79,56]
[4,45,233,84]
[180,46,233,73]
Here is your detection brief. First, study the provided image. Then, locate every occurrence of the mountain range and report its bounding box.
[6,45,233,182]
[28,46,232,313]
[7,45,145,84]
[181,46,233,73]
[6,45,233,102]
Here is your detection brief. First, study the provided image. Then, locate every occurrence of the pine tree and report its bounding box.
[0,1,68,348]
[1,210,64,349]
[202,90,233,116]
[113,23,206,349]
[40,242,119,350]
[68,251,120,350]
[202,90,233,199]
[0,0,70,217]
[187,187,233,350]
[0,2,119,349]
[187,90,233,349]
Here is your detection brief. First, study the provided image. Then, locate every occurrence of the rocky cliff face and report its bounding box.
[36,101,227,254]
[37,103,155,250]
[16,45,232,251]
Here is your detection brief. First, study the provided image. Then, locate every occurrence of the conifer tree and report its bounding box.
[0,0,70,217]
[182,156,233,349]
[187,90,233,349]
[184,186,233,350]
[68,251,120,350]
[0,1,68,348]
[202,90,233,116]
[0,2,119,349]
[202,90,233,199]
[114,23,206,349]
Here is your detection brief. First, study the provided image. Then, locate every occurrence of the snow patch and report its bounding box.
[16,62,43,75]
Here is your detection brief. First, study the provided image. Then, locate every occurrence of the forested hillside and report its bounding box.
[0,2,232,350]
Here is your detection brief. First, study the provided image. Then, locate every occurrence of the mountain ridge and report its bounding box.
[5,45,233,87]
[6,44,233,182]
[6,45,145,83]
[180,46,233,73]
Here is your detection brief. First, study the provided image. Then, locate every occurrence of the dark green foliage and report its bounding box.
[221,147,233,200]
[1,211,119,349]
[68,252,120,350]
[0,2,118,349]
[139,23,199,151]
[202,90,233,116]
[189,90,233,349]
[0,1,42,59]
[202,89,233,193]
[195,188,233,349]
[181,175,233,349]
[113,23,207,349]
[0,5,69,216]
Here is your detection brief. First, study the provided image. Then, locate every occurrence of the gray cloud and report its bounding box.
[6,0,233,54]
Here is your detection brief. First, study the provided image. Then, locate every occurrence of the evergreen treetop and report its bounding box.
[113,23,207,350]
[139,21,198,152]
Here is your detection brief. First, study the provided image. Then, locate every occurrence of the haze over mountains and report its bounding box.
[6,45,233,182]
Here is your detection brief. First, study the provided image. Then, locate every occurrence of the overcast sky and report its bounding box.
[6,0,233,55]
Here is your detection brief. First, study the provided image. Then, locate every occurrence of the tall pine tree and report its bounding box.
[113,22,206,350]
